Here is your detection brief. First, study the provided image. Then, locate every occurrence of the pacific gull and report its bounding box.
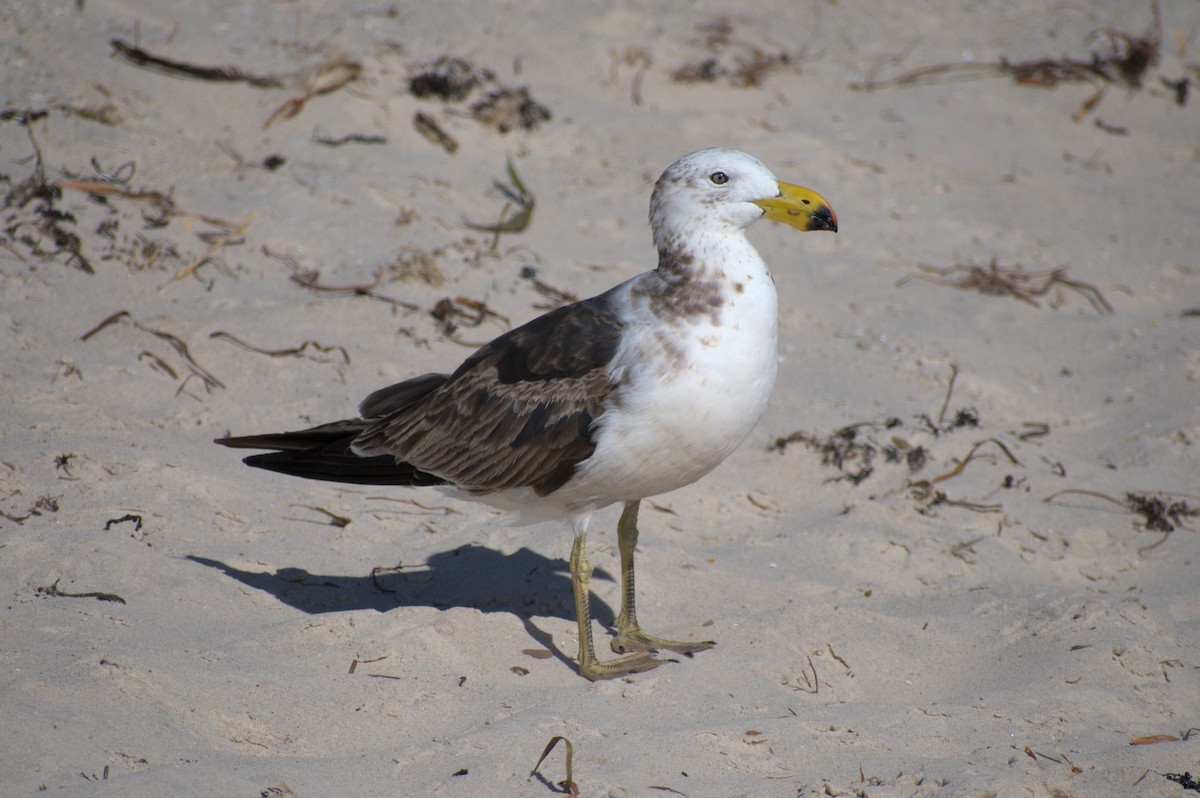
[216,148,837,680]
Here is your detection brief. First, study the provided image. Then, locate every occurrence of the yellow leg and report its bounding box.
[569,527,663,680]
[610,500,715,656]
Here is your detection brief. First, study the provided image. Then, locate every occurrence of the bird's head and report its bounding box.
[650,148,837,251]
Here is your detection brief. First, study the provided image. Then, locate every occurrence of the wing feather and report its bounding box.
[220,287,627,497]
[353,289,624,495]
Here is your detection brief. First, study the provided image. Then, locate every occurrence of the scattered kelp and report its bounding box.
[851,1,1180,122]
[1045,489,1199,552]
[470,86,552,134]
[520,265,578,310]
[81,310,225,396]
[110,39,286,87]
[110,39,361,129]
[463,158,535,249]
[36,578,126,605]
[607,47,653,106]
[409,56,492,101]
[772,367,1054,515]
[209,331,350,365]
[897,260,1114,314]
[413,111,459,153]
[407,55,551,138]
[2,109,92,272]
[671,16,805,88]
[263,57,361,130]
[3,109,236,278]
[530,736,579,796]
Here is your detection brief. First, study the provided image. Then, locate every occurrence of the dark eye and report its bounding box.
[709,171,729,185]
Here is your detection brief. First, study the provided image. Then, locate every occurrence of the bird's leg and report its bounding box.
[569,527,663,680]
[611,500,716,656]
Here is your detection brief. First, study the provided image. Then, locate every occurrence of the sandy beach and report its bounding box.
[3,1,1198,795]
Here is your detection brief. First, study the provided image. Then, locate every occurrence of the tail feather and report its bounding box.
[241,450,447,487]
[215,419,368,452]
[216,419,446,487]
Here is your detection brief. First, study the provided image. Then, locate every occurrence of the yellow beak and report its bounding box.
[752,182,838,233]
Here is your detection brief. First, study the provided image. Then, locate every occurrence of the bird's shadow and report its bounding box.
[185,544,616,626]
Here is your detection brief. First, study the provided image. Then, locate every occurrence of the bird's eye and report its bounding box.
[709,171,729,185]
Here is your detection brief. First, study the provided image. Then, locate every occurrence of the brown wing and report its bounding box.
[353,289,625,496]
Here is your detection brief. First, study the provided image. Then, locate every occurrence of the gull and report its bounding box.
[216,148,837,680]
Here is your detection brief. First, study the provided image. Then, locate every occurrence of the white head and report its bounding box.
[648,147,836,253]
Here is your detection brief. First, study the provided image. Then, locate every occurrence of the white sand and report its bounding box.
[3,1,1198,796]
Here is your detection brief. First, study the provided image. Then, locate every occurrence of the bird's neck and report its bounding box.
[632,229,774,327]
[654,227,763,284]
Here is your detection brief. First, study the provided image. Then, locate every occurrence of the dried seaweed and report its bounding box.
[907,438,1020,514]
[2,109,91,273]
[882,441,930,473]
[264,57,361,129]
[0,495,61,525]
[1043,488,1198,551]
[673,51,794,88]
[409,56,492,101]
[431,296,510,347]
[412,112,458,153]
[1125,492,1199,532]
[408,55,551,136]
[897,260,1114,314]
[55,453,76,477]
[261,246,424,312]
[57,101,123,126]
[773,368,1050,516]
[470,87,551,133]
[1160,75,1190,106]
[0,108,49,123]
[770,421,900,485]
[104,514,143,532]
[851,1,1165,120]
[37,578,126,605]
[1164,772,1200,792]
[164,210,254,286]
[110,39,286,87]
[387,246,445,287]
[463,158,535,248]
[520,265,578,310]
[671,16,802,88]
[113,36,356,129]
[290,505,352,528]
[59,171,230,229]
[80,310,225,394]
[60,179,169,212]
[3,144,233,277]
[608,47,653,106]
[313,131,387,147]
[530,736,579,796]
[289,267,420,311]
[210,331,350,364]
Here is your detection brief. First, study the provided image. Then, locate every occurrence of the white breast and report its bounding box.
[559,236,779,513]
